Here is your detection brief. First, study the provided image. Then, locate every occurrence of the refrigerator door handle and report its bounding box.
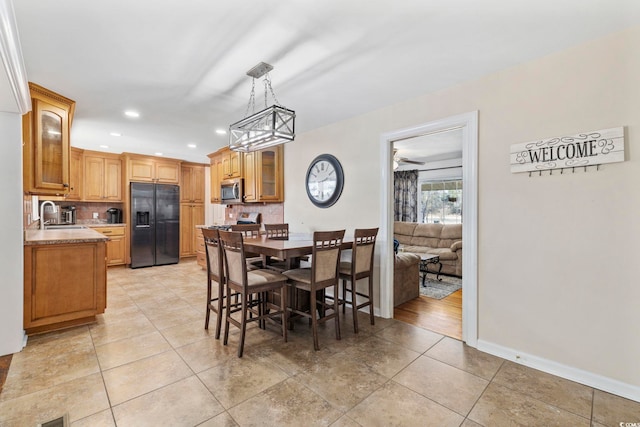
[135,225,151,228]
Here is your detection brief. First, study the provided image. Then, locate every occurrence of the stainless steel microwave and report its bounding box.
[220,178,243,204]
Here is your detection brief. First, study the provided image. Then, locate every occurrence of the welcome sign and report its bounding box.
[510,127,624,173]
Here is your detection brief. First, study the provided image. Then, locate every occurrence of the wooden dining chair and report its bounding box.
[218,230,288,357]
[202,228,238,339]
[283,230,345,351]
[230,224,263,269]
[339,228,378,333]
[262,223,290,271]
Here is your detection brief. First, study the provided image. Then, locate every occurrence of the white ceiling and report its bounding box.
[9,0,640,163]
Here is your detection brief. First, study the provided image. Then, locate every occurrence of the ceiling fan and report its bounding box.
[393,149,425,168]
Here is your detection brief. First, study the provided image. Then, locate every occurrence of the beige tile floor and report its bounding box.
[1,259,639,426]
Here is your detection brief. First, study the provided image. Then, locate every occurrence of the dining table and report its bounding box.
[242,232,353,270]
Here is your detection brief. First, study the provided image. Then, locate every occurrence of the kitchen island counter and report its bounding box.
[24,228,109,246]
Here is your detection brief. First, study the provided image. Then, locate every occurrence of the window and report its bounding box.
[419,180,462,224]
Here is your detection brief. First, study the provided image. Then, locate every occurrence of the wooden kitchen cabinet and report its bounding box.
[124,153,181,184]
[208,152,223,203]
[83,151,122,201]
[243,146,284,202]
[180,203,204,257]
[90,226,127,265]
[23,240,106,335]
[22,82,76,196]
[196,229,206,269]
[221,147,243,179]
[180,163,205,203]
[66,147,84,201]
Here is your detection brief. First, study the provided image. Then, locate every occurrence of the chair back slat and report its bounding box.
[231,224,261,238]
[264,223,289,239]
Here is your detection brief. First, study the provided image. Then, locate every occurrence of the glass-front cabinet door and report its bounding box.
[23,83,75,196]
[35,100,69,192]
[256,146,283,202]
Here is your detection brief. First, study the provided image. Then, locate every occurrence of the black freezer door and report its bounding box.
[130,182,155,268]
[155,184,180,266]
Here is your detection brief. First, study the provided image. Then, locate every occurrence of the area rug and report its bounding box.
[420,275,462,300]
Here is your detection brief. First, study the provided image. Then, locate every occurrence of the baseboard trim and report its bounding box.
[477,339,640,403]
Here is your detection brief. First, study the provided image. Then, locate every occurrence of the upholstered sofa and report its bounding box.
[394,252,421,306]
[394,221,462,277]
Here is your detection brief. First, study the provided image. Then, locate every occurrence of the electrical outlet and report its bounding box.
[92,212,99,219]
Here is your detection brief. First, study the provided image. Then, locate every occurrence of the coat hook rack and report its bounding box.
[528,164,600,177]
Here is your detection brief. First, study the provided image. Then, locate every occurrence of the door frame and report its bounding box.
[379,111,478,346]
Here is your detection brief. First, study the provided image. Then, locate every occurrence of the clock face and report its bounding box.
[305,154,344,208]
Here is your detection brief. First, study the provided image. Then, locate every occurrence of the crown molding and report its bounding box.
[0,0,31,114]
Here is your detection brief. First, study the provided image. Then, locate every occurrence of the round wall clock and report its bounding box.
[305,154,344,208]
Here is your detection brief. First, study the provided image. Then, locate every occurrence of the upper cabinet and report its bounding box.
[180,163,205,203]
[66,147,84,201]
[83,151,122,201]
[243,146,284,203]
[219,147,243,179]
[208,146,284,203]
[208,152,223,203]
[22,83,76,196]
[124,154,181,184]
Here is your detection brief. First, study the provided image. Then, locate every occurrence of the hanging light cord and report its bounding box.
[244,72,287,118]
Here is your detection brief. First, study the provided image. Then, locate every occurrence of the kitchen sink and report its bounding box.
[44,225,87,230]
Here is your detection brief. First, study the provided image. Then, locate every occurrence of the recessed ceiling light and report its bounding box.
[215,129,227,135]
[99,145,109,149]
[124,111,140,118]
[110,132,122,137]
[155,152,163,156]
[187,143,197,148]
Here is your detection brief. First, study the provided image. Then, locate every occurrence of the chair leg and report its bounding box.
[280,285,288,342]
[310,289,320,351]
[368,276,375,326]
[205,278,212,330]
[333,282,341,341]
[341,279,346,314]
[223,286,231,346]
[349,277,359,334]
[238,293,249,358]
[214,282,224,339]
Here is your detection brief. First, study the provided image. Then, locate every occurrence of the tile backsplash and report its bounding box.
[225,203,284,226]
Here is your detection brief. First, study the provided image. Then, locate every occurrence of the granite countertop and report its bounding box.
[85,223,126,228]
[24,228,110,246]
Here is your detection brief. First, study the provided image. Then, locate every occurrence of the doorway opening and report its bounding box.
[379,111,478,346]
[392,128,464,339]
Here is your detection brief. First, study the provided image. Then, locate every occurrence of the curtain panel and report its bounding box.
[394,170,418,222]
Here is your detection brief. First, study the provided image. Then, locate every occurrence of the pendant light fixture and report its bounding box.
[229,62,295,152]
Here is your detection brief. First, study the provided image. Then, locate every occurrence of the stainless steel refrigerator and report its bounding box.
[130,182,180,268]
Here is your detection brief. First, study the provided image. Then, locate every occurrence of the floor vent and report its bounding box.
[37,413,68,427]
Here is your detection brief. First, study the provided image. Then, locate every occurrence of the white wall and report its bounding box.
[0,112,25,355]
[285,26,640,397]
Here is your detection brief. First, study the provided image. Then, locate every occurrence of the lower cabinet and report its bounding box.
[24,241,107,335]
[180,203,204,257]
[196,229,206,269]
[91,226,127,266]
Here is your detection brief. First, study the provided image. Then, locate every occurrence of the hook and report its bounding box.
[528,171,532,178]
[561,168,564,174]
[539,170,542,177]
[572,167,575,173]
[550,169,553,175]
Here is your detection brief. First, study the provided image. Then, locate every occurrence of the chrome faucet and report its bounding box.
[40,201,57,230]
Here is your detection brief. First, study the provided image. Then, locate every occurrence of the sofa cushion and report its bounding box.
[423,247,458,261]
[438,224,462,248]
[394,221,416,245]
[410,223,442,248]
